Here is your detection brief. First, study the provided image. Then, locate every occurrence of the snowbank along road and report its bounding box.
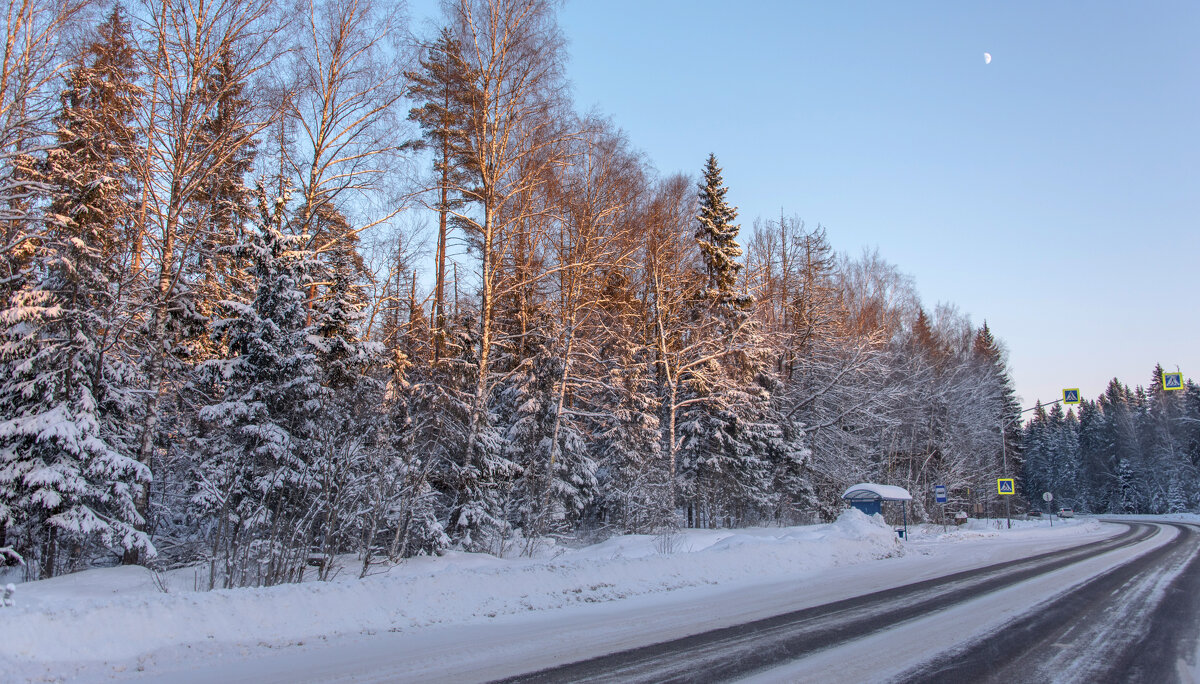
[503,520,1200,684]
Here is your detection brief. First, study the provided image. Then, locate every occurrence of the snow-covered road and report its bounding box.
[748,519,1200,683]
[149,520,1200,683]
[7,514,1199,683]
[499,520,1196,683]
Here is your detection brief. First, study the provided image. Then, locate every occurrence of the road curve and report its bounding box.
[897,520,1200,684]
[497,521,1200,683]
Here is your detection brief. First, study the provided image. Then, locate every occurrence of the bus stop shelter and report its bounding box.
[842,483,913,539]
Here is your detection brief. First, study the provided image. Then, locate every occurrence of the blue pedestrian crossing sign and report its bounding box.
[1063,388,1081,405]
[1163,372,1183,391]
[998,478,1015,495]
[935,485,947,504]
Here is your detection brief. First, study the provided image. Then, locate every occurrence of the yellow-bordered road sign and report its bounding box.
[1063,388,1081,405]
[1163,372,1183,391]
[998,478,1015,495]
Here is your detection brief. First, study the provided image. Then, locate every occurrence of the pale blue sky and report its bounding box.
[411,1,1199,409]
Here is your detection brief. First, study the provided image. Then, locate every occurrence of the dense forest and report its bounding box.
[0,0,1121,587]
[1021,367,1200,515]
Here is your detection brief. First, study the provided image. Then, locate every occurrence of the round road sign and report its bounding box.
[1043,492,1053,502]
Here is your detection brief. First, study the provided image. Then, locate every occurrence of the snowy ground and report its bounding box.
[0,510,1135,682]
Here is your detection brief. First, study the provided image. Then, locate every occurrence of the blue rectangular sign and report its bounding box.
[935,485,947,504]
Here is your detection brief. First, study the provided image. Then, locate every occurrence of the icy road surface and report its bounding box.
[5,514,1199,682]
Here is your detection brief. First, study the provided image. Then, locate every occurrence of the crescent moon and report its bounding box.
[984,52,992,64]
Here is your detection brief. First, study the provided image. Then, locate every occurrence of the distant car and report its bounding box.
[1058,508,1075,518]
[1027,510,1042,518]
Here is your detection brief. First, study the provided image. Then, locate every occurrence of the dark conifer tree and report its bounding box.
[189,186,325,588]
[695,153,742,303]
[972,323,1021,477]
[1076,398,1108,513]
[0,8,150,576]
[188,47,258,354]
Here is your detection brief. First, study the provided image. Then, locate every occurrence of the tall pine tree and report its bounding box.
[406,28,473,360]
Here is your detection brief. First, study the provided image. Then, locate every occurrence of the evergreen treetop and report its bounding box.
[695,153,742,297]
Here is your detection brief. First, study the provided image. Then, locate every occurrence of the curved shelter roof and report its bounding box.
[842,483,913,502]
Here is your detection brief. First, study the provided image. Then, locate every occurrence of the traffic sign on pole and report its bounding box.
[1042,492,1053,502]
[935,485,947,504]
[1163,372,1183,391]
[998,478,1015,495]
[1063,388,1081,405]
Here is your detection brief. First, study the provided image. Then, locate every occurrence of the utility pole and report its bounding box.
[1000,420,1012,529]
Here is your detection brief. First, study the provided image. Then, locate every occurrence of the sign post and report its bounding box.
[935,485,947,532]
[1043,492,1053,526]
[998,478,1015,529]
[1163,372,1184,391]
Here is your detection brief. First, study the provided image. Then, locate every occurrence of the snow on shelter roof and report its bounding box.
[842,483,913,502]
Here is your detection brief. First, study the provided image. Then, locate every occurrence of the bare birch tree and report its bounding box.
[285,0,407,272]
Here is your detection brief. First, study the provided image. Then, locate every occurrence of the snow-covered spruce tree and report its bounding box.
[390,316,476,559]
[674,367,779,528]
[972,323,1021,480]
[500,346,596,552]
[305,204,389,578]
[189,186,325,589]
[348,265,450,569]
[586,292,666,535]
[143,46,260,569]
[1116,457,1139,514]
[673,154,777,527]
[1076,398,1108,513]
[1094,379,1143,513]
[695,153,743,305]
[131,0,277,572]
[388,305,504,555]
[0,1,93,314]
[1055,408,1083,509]
[1141,364,1190,512]
[1185,382,1200,510]
[1020,403,1051,501]
[1044,403,1081,508]
[0,8,151,578]
[0,240,151,578]
[372,377,451,565]
[183,47,259,362]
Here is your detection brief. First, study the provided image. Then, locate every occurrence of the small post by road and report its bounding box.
[935,484,948,533]
[1044,491,1053,527]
